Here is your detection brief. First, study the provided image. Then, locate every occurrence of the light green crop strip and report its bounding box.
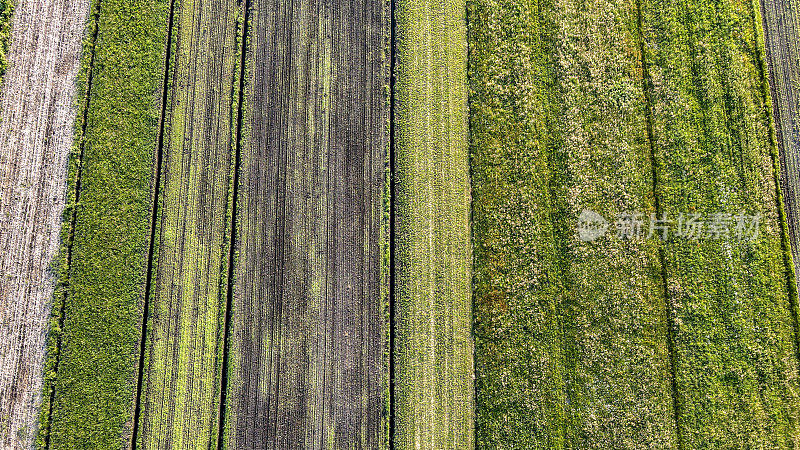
[137,0,241,445]
[394,0,473,448]
[470,0,678,446]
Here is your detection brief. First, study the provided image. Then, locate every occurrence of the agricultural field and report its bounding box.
[393,0,473,448]
[469,0,675,446]
[471,0,800,446]
[134,0,241,445]
[40,0,171,440]
[224,0,389,447]
[641,0,800,445]
[0,0,89,445]
[0,0,798,447]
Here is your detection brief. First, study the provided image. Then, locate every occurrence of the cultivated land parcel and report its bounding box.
[0,0,798,447]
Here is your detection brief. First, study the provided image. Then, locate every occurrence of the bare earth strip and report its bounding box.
[224,0,389,447]
[0,0,89,445]
[137,0,241,445]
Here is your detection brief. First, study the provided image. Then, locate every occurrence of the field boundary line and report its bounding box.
[215,0,251,447]
[634,0,683,446]
[40,0,103,445]
[129,0,177,444]
[389,0,397,445]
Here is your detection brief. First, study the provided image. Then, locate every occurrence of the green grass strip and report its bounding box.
[0,0,12,84]
[641,0,800,444]
[470,0,678,446]
[394,0,473,448]
[469,1,568,446]
[41,0,171,445]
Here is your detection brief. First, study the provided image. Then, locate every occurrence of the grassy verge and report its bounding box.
[394,0,473,447]
[41,0,171,445]
[641,0,800,444]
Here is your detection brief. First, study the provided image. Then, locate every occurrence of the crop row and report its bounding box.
[393,0,473,448]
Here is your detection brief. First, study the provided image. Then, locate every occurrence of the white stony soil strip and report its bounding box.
[0,0,89,445]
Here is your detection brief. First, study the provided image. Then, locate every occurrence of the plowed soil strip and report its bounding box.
[0,0,89,445]
[394,0,473,447]
[223,0,389,448]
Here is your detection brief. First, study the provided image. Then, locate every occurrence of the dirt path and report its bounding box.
[0,0,89,445]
